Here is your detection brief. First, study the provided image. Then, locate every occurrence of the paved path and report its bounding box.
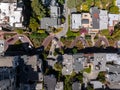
[42,35,54,49]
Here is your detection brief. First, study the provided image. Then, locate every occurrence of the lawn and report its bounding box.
[66,15,80,38]
[83,67,91,73]
[66,28,80,37]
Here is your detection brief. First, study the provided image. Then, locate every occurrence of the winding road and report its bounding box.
[4,34,33,51]
[41,34,64,49]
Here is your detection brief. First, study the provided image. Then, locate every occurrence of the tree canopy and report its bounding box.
[31,0,46,20]
[58,0,65,5]
[109,6,119,14]
[29,17,39,32]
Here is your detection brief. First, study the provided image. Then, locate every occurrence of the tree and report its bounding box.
[82,3,89,12]
[29,17,39,32]
[109,6,119,14]
[97,72,106,83]
[54,62,62,71]
[87,84,94,90]
[15,29,24,34]
[58,0,64,5]
[31,0,46,20]
[75,73,83,83]
[72,47,78,54]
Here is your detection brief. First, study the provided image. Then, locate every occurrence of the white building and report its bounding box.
[0,0,23,27]
[108,14,119,31]
[50,6,60,18]
[106,53,120,65]
[99,10,108,30]
[71,14,81,30]
[116,0,120,8]
[62,54,74,75]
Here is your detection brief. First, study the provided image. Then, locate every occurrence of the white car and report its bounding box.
[28,45,32,48]
[19,36,23,39]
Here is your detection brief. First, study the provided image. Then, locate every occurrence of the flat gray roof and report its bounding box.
[82,19,89,24]
[44,75,56,90]
[73,54,84,73]
[72,82,81,90]
[40,18,59,30]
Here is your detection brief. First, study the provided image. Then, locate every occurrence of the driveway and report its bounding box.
[55,0,69,38]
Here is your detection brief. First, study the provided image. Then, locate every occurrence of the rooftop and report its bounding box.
[90,81,103,89]
[71,14,81,30]
[36,83,43,90]
[44,75,56,90]
[93,53,107,71]
[50,6,59,18]
[55,82,63,90]
[108,14,119,26]
[62,54,73,75]
[99,10,108,30]
[82,19,89,24]
[0,56,13,67]
[72,82,81,90]
[107,65,120,84]
[90,7,100,29]
[116,0,120,7]
[40,18,60,30]
[106,53,120,65]
[73,54,84,73]
[0,2,23,27]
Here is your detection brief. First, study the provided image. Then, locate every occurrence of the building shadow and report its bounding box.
[15,55,42,89]
[65,46,118,54]
[22,0,32,27]
[4,43,45,56]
